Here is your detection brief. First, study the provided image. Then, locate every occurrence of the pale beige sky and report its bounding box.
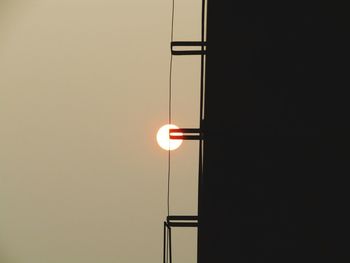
[0,0,202,262]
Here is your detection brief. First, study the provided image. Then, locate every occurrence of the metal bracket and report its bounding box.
[171,41,207,56]
[167,215,199,227]
[163,215,198,263]
[169,128,203,140]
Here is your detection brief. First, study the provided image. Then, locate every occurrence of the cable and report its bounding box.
[167,0,175,220]
[165,0,175,262]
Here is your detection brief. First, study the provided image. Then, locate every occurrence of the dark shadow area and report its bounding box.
[199,2,348,262]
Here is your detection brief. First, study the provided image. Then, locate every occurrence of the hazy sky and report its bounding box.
[0,0,202,262]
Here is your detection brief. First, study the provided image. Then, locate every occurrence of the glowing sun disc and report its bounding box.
[157,124,183,151]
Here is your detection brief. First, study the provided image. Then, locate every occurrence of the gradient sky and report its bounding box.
[0,0,203,262]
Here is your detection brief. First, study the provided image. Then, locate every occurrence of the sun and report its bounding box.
[157,124,183,151]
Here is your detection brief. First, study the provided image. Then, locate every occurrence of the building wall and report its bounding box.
[199,2,348,262]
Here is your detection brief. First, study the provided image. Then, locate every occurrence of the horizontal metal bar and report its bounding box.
[169,127,203,140]
[170,135,202,140]
[167,222,199,227]
[169,128,201,134]
[171,50,207,56]
[171,41,207,47]
[167,216,198,221]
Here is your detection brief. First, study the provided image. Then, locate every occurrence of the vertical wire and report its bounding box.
[167,0,175,220]
[166,0,175,262]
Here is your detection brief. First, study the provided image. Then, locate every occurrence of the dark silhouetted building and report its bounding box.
[199,2,348,262]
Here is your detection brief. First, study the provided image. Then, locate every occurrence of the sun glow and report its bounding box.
[157,124,183,151]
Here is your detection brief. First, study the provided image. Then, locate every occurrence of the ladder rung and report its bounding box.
[170,135,202,140]
[167,222,198,227]
[169,128,203,140]
[167,215,198,221]
[171,41,207,47]
[171,41,207,56]
[171,50,206,56]
[170,128,200,133]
